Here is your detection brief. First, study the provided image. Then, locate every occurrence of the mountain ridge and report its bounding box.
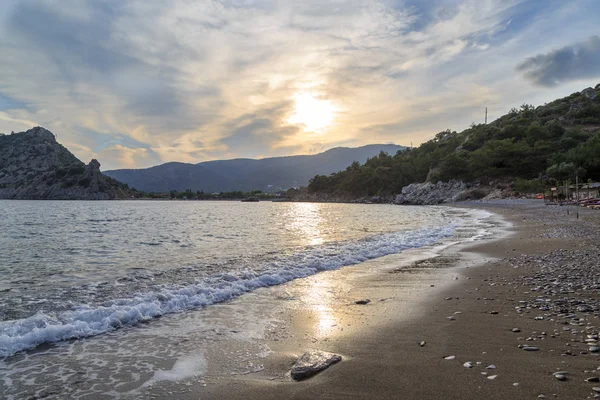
[104,143,405,193]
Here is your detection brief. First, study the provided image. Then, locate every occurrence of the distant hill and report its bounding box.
[0,127,132,199]
[306,84,600,198]
[104,144,405,193]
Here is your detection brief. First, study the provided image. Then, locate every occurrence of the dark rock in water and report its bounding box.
[291,351,342,381]
[355,299,371,305]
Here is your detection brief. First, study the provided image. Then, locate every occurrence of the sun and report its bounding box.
[287,93,337,132]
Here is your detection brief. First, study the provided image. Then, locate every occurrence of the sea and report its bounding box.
[0,200,496,399]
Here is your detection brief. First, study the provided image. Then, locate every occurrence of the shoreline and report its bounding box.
[132,206,508,399]
[142,201,600,400]
[3,202,599,399]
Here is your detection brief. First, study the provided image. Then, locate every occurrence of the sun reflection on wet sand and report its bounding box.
[299,278,341,338]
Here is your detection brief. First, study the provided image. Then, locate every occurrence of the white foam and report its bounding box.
[150,353,207,382]
[0,223,463,358]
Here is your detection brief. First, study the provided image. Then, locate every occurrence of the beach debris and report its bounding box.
[444,355,455,360]
[419,341,426,347]
[291,351,342,381]
[487,375,497,380]
[354,299,370,305]
[463,361,473,368]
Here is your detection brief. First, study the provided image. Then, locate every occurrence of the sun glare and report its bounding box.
[288,93,337,132]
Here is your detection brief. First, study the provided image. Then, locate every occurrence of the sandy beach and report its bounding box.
[135,201,600,400]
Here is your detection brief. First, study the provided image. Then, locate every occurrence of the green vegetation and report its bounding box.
[308,87,600,197]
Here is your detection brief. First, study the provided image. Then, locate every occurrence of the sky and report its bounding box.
[0,0,598,170]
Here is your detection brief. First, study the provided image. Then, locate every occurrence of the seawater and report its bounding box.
[0,200,494,398]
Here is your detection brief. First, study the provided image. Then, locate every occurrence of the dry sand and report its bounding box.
[144,201,600,400]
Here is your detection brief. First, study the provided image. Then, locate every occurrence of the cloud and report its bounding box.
[0,0,596,168]
[517,35,600,87]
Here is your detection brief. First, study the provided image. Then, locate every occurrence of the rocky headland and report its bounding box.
[0,127,132,200]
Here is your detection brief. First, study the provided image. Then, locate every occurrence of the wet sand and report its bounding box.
[153,201,600,400]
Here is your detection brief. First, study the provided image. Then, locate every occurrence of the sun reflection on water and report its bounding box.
[284,202,326,246]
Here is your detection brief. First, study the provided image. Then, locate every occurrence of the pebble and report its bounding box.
[590,346,600,353]
[586,377,600,383]
[513,382,520,387]
[554,374,567,381]
[354,299,370,305]
[487,375,497,380]
[444,355,455,360]
[593,387,600,393]
[447,316,456,321]
[463,362,473,368]
[486,364,497,369]
[522,346,539,351]
[512,328,521,333]
[419,341,426,347]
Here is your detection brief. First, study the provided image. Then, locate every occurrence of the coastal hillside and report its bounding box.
[0,127,131,200]
[306,85,600,200]
[104,144,404,193]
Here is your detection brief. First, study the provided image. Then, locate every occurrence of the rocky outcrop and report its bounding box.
[582,87,597,100]
[0,127,132,199]
[394,180,490,205]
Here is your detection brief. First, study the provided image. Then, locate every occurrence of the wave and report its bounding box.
[0,224,457,358]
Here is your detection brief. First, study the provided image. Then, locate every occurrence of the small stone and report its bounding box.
[490,311,499,315]
[593,387,600,393]
[512,328,521,333]
[487,375,498,380]
[513,382,520,387]
[447,316,456,321]
[463,362,473,368]
[590,346,600,353]
[290,351,342,381]
[444,355,455,360]
[354,299,370,305]
[538,395,546,399]
[486,364,497,369]
[419,341,426,347]
[586,377,600,382]
[522,346,539,351]
[554,374,567,381]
